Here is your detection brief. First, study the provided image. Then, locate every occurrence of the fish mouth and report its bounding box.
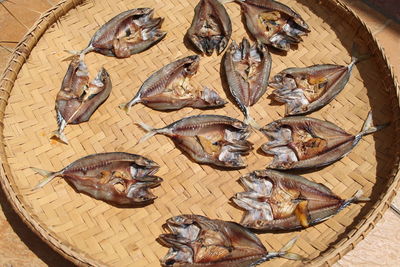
[132,7,153,17]
[125,176,163,202]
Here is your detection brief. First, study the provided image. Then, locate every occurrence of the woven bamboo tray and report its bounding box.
[0,0,399,266]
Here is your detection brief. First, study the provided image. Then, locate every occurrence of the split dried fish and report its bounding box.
[233,169,368,230]
[270,57,362,116]
[223,0,309,51]
[68,8,166,58]
[159,214,303,266]
[224,38,271,127]
[31,152,163,205]
[119,55,227,112]
[52,56,112,144]
[138,115,253,168]
[260,112,387,170]
[187,0,232,56]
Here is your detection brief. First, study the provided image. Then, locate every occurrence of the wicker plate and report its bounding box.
[0,0,399,266]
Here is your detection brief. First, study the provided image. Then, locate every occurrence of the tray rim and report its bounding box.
[0,0,399,266]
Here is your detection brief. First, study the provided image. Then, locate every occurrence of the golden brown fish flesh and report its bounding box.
[52,56,112,144]
[222,0,309,51]
[233,169,368,230]
[270,57,362,116]
[224,38,271,126]
[159,214,303,266]
[138,115,253,168]
[260,112,387,170]
[68,8,166,58]
[187,0,232,56]
[31,152,163,205]
[119,55,226,112]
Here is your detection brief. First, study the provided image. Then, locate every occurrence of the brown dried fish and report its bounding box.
[119,55,226,112]
[260,112,387,170]
[270,57,362,116]
[223,0,309,51]
[159,214,303,266]
[187,0,232,56]
[232,169,368,230]
[52,56,112,144]
[138,115,253,168]
[224,38,271,127]
[68,8,166,58]
[31,152,163,205]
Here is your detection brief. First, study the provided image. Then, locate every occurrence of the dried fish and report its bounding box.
[260,112,387,170]
[119,55,227,112]
[224,38,271,127]
[187,0,232,56]
[52,56,112,144]
[68,8,166,58]
[159,214,303,266]
[31,152,163,205]
[233,169,368,230]
[138,115,253,168]
[270,58,362,116]
[222,0,309,51]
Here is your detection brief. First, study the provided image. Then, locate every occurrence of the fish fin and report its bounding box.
[50,130,69,145]
[136,121,158,143]
[358,111,388,138]
[31,167,59,190]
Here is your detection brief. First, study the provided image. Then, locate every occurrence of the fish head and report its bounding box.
[125,175,163,202]
[182,55,200,77]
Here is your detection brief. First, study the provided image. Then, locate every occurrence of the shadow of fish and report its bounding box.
[224,38,271,128]
[119,55,227,112]
[67,8,166,58]
[31,152,163,205]
[52,56,112,144]
[260,111,388,170]
[232,169,368,231]
[159,214,303,266]
[137,115,253,168]
[187,0,232,56]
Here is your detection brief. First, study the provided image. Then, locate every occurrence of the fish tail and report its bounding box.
[251,237,303,266]
[136,121,159,143]
[50,130,69,145]
[218,0,238,4]
[244,109,261,130]
[350,42,371,67]
[118,96,141,114]
[358,111,388,138]
[31,167,59,190]
[343,189,370,208]
[64,45,94,59]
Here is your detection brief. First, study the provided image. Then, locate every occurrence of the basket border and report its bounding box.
[0,0,398,266]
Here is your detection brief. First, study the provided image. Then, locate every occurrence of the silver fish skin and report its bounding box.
[159,214,302,266]
[270,59,359,116]
[120,55,226,112]
[52,56,112,144]
[230,0,309,51]
[187,0,232,56]
[138,115,253,168]
[224,38,271,125]
[260,112,387,170]
[233,169,367,231]
[31,152,163,205]
[71,8,166,58]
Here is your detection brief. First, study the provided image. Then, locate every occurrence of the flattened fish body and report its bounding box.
[237,0,309,51]
[120,55,226,112]
[260,113,385,170]
[138,115,252,168]
[32,152,163,205]
[233,170,359,230]
[53,57,112,144]
[270,61,355,115]
[187,0,232,56]
[80,8,166,58]
[159,214,268,267]
[224,38,271,122]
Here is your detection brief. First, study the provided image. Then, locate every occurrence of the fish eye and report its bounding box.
[165,259,175,266]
